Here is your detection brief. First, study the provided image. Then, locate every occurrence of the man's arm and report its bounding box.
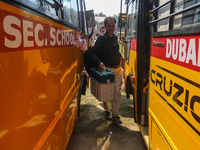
[90,35,104,68]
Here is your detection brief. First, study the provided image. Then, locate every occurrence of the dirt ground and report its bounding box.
[66,86,147,150]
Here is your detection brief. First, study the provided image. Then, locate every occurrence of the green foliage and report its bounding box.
[95,12,106,17]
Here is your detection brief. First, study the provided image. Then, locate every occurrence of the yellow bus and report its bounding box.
[120,0,200,149]
[0,0,93,149]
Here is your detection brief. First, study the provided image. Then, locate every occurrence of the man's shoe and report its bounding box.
[112,116,122,124]
[105,111,111,120]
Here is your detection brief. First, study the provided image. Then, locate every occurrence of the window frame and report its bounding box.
[126,0,137,39]
[13,0,84,32]
[62,0,79,28]
[124,0,138,63]
[150,0,200,37]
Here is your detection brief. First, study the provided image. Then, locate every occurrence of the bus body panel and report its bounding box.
[124,38,138,119]
[149,112,173,150]
[0,1,86,149]
[149,36,200,150]
[124,39,137,89]
[121,0,200,149]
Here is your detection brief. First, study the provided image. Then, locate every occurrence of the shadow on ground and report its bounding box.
[66,89,147,150]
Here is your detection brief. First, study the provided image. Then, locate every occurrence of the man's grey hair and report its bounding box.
[104,17,116,26]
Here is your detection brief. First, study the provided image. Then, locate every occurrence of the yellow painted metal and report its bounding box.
[124,50,137,80]
[124,49,137,119]
[0,1,85,149]
[149,109,175,150]
[138,124,149,149]
[149,57,200,150]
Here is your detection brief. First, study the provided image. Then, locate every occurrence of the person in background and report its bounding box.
[91,17,124,124]
[99,26,105,35]
[93,26,105,45]
[93,33,99,45]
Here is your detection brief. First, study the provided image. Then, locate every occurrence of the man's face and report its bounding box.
[105,21,115,35]
[100,28,105,34]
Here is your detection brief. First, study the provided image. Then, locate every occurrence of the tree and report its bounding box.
[95,12,106,17]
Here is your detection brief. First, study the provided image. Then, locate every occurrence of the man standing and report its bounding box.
[91,17,123,124]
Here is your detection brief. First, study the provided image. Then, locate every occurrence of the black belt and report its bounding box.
[106,65,120,68]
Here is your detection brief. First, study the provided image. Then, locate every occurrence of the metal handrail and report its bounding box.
[149,0,174,13]
[150,2,200,24]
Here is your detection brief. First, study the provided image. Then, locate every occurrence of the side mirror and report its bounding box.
[118,13,127,28]
[86,10,96,28]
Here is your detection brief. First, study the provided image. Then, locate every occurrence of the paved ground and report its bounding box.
[66,86,147,150]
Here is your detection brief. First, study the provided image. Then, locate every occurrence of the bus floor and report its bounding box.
[66,87,147,150]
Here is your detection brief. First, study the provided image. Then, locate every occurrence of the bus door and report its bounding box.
[120,0,151,147]
[123,0,138,119]
[123,0,151,126]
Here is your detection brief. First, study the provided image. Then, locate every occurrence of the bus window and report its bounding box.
[194,0,200,24]
[63,0,79,27]
[77,0,83,30]
[82,0,88,34]
[126,0,137,39]
[16,0,64,19]
[40,0,63,17]
[125,0,137,63]
[173,0,184,29]
[77,0,87,34]
[173,0,200,29]
[157,0,170,32]
[28,0,39,5]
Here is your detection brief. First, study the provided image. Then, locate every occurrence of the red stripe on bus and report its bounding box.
[0,9,80,52]
[130,39,137,51]
[151,36,200,72]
